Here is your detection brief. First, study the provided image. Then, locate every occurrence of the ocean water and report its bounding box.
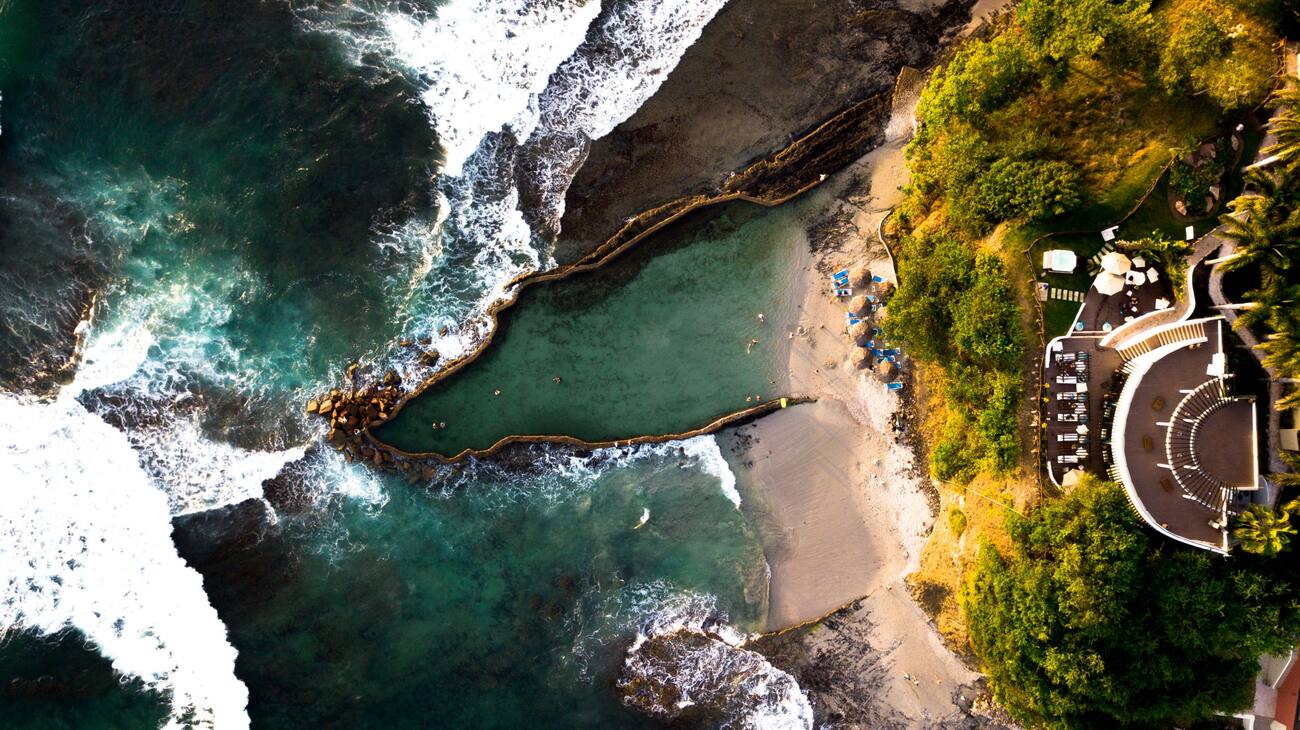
[0,0,813,728]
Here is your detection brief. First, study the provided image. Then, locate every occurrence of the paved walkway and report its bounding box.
[1208,233,1288,473]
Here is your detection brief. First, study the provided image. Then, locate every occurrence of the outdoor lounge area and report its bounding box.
[1044,337,1123,481]
[1106,318,1259,552]
[1074,252,1174,334]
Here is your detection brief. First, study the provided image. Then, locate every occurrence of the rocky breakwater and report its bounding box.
[305,365,435,481]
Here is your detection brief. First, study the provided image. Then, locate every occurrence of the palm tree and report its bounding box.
[1266,82,1300,167]
[1232,503,1297,557]
[1216,170,1300,275]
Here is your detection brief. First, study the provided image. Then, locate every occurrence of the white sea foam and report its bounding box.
[522,0,728,230]
[676,436,741,508]
[446,435,742,509]
[591,581,812,730]
[381,0,601,176]
[73,315,305,516]
[0,392,250,729]
[302,0,728,372]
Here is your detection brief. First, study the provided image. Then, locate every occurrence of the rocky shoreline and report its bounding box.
[556,0,978,262]
[312,0,984,474]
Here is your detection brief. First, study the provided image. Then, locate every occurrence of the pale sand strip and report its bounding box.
[725,129,983,724]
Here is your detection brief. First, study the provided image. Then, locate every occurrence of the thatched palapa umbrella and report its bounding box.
[874,358,897,381]
[849,321,870,345]
[849,264,871,288]
[848,294,870,316]
[850,347,872,369]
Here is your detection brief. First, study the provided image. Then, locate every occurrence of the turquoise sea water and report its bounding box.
[0,1,809,727]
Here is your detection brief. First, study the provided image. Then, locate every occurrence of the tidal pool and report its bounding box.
[374,201,807,456]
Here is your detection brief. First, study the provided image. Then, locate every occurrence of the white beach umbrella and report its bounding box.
[1100,251,1132,275]
[1093,271,1125,296]
[1061,468,1087,487]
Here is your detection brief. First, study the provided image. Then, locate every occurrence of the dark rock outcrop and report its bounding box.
[554,0,976,263]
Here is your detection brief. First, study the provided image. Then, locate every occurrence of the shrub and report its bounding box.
[970,158,1082,223]
[948,507,968,537]
[964,476,1300,728]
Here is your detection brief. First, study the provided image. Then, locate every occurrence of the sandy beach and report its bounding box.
[720,6,1015,717]
[723,132,982,718]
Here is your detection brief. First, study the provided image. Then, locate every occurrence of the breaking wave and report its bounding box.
[381,0,601,177]
[596,582,812,730]
[298,0,728,376]
[521,0,729,235]
[0,390,250,729]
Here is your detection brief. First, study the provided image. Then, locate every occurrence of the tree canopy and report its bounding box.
[964,477,1300,728]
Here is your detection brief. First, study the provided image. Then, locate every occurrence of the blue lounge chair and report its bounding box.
[886,355,897,363]
[834,269,849,280]
[835,288,852,297]
[872,275,884,283]
[872,327,882,336]
[870,348,884,356]
[883,348,899,356]
[866,294,877,302]
[887,382,905,391]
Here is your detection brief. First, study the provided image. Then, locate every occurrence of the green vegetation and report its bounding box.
[1218,163,1300,410]
[948,507,968,538]
[898,0,1299,721]
[1232,500,1299,556]
[885,230,1023,481]
[964,476,1300,728]
[1169,134,1234,216]
[905,0,1275,238]
[1157,0,1279,109]
[1117,233,1194,297]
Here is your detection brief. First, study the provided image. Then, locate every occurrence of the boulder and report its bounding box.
[306,399,318,414]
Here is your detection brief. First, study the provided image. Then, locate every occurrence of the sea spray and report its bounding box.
[0,393,250,729]
[379,0,601,176]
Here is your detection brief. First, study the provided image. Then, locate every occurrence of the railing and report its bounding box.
[1107,342,1230,554]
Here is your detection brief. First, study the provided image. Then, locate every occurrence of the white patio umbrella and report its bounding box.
[1100,251,1132,275]
[1093,271,1125,295]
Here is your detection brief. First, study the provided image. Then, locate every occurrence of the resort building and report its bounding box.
[1104,317,1258,553]
[1042,245,1277,554]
